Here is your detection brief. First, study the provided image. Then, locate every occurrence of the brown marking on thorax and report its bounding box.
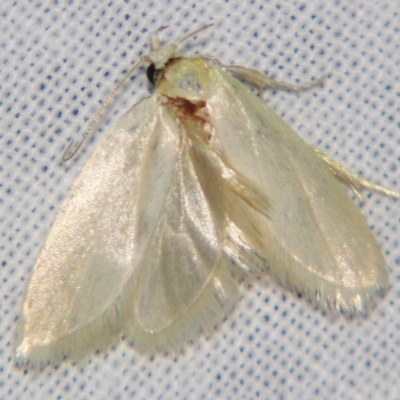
[163,96,212,142]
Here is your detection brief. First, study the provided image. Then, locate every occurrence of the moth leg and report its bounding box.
[226,65,325,92]
[315,148,400,200]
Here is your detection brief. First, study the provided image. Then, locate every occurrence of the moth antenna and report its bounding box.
[173,23,214,47]
[62,58,143,161]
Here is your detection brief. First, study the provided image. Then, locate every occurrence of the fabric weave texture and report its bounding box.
[1,1,400,399]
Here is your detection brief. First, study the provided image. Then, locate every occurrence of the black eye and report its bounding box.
[146,63,156,84]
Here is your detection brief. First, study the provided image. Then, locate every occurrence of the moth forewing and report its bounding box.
[16,97,183,364]
[132,133,228,332]
[206,66,389,313]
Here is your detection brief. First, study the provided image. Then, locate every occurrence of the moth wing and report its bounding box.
[128,127,238,352]
[17,96,183,364]
[208,67,388,314]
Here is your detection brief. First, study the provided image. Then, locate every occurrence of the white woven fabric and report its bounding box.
[1,1,400,399]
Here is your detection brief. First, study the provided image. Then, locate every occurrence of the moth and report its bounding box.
[16,25,399,365]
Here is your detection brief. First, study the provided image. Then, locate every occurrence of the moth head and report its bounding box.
[143,24,214,86]
[143,45,179,85]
